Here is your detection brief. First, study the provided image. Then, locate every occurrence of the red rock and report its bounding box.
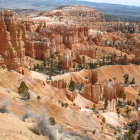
[46,79,67,89]
[0,10,26,69]
[65,89,77,102]
[83,80,124,104]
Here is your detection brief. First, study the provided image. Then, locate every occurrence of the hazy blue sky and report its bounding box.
[81,0,140,6]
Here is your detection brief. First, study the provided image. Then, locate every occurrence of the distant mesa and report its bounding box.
[41,5,104,23]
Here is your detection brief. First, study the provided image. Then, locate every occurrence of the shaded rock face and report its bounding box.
[0,10,26,69]
[88,70,98,85]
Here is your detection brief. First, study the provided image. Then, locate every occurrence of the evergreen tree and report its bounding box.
[92,104,96,112]
[104,99,108,109]
[18,81,30,100]
[123,74,129,85]
[57,57,63,72]
[69,79,76,91]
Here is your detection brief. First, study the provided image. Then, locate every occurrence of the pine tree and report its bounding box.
[123,74,129,85]
[18,81,30,100]
[92,104,96,112]
[69,79,76,91]
[104,99,108,109]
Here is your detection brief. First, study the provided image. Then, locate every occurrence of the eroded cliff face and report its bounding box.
[0,10,26,69]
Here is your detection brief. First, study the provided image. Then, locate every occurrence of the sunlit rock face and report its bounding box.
[24,23,90,62]
[65,89,77,102]
[46,79,67,89]
[83,83,103,104]
[102,80,124,101]
[46,79,77,102]
[83,71,124,104]
[0,10,26,69]
[36,24,89,49]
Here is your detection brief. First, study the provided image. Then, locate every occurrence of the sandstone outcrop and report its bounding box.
[46,79,77,101]
[65,89,77,102]
[0,8,103,70]
[83,83,103,104]
[75,46,96,63]
[46,79,67,89]
[83,70,124,104]
[103,80,124,101]
[88,70,98,84]
[83,81,124,104]
[0,10,26,69]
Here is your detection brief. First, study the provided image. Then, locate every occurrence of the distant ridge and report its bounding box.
[0,0,140,21]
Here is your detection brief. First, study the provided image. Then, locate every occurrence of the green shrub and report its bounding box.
[61,102,68,108]
[92,104,96,112]
[137,134,140,140]
[123,74,129,85]
[49,117,56,125]
[0,100,9,113]
[104,99,108,109]
[124,131,135,140]
[102,118,106,123]
[68,80,76,91]
[37,96,41,101]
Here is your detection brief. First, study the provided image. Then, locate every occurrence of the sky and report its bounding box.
[81,0,140,6]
